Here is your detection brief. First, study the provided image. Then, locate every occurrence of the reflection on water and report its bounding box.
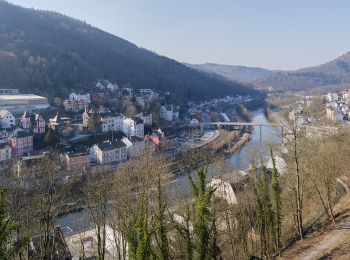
[166,109,281,199]
[227,110,281,171]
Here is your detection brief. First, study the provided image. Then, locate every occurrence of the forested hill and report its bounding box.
[255,52,350,91]
[186,63,277,82]
[0,1,260,101]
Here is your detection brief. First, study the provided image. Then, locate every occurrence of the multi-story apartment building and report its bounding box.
[100,112,125,132]
[64,92,91,113]
[49,113,71,133]
[20,111,46,134]
[123,117,144,138]
[9,130,33,156]
[89,140,127,164]
[63,100,87,113]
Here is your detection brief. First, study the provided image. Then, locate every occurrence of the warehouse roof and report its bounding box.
[0,94,48,100]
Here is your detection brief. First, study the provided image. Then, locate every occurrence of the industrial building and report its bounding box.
[0,91,50,113]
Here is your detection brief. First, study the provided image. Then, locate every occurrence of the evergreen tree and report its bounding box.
[270,149,282,250]
[189,168,217,260]
[153,174,170,260]
[43,128,58,147]
[127,193,152,260]
[174,203,193,260]
[208,216,222,259]
[252,162,275,258]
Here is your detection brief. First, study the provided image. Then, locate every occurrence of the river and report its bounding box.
[166,109,281,199]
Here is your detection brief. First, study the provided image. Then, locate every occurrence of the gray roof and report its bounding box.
[15,131,33,138]
[129,136,144,142]
[132,116,144,125]
[96,140,126,151]
[0,143,10,149]
[99,111,124,118]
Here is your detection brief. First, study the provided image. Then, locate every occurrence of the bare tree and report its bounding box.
[283,125,306,239]
[28,157,72,259]
[83,166,114,260]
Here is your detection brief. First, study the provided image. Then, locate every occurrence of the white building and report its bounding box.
[90,140,127,164]
[100,112,116,132]
[96,80,118,91]
[0,94,49,113]
[159,105,179,122]
[100,113,125,132]
[0,109,15,129]
[69,92,91,103]
[122,136,144,158]
[327,92,339,102]
[123,117,144,138]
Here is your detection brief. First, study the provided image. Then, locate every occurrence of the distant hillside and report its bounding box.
[186,63,277,82]
[255,52,350,91]
[0,0,260,102]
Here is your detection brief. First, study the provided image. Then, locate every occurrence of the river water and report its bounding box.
[226,109,281,171]
[166,109,281,199]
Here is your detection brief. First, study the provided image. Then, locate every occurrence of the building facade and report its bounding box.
[9,131,33,156]
[63,100,87,113]
[123,117,144,138]
[20,111,46,134]
[65,152,91,173]
[90,141,127,164]
[69,92,91,103]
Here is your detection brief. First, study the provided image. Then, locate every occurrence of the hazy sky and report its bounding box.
[7,0,350,70]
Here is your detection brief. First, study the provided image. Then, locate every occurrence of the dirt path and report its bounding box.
[298,219,350,260]
[297,191,350,260]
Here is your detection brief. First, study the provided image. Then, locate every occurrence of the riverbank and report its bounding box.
[224,132,252,155]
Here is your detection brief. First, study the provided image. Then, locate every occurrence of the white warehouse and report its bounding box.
[0,94,50,113]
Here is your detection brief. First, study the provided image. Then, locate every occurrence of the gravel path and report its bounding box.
[298,218,350,260]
